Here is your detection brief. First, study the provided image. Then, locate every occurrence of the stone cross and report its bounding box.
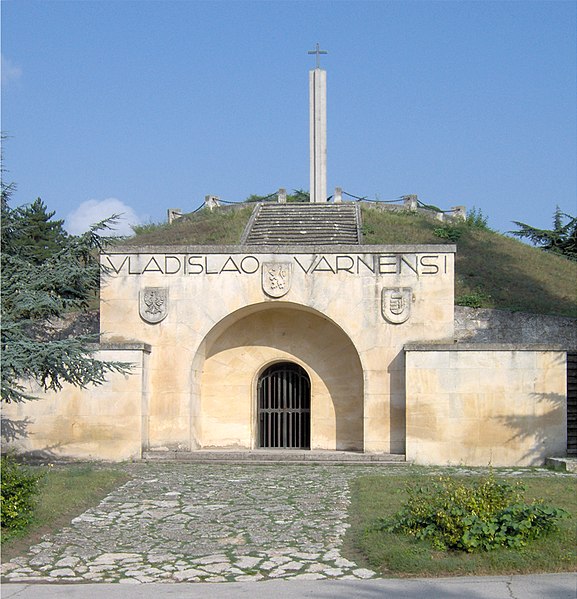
[308,43,327,69]
[309,44,327,203]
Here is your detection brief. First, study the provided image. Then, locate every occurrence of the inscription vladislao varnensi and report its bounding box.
[262,263,293,298]
[104,253,449,277]
[139,287,169,324]
[382,288,413,324]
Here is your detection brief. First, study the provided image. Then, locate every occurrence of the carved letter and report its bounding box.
[204,256,219,275]
[220,256,242,273]
[336,255,354,274]
[104,255,129,275]
[356,256,375,274]
[420,255,439,275]
[142,257,163,274]
[378,255,398,275]
[240,256,259,274]
[312,256,336,274]
[128,257,142,275]
[400,255,419,276]
[187,256,203,274]
[294,256,315,274]
[164,255,182,275]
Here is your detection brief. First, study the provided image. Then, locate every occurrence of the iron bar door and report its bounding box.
[258,363,311,449]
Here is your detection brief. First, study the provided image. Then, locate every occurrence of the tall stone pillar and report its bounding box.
[309,67,327,203]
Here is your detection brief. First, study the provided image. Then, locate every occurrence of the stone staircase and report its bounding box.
[242,203,362,245]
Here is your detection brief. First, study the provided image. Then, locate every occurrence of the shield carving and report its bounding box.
[262,263,293,298]
[381,287,412,324]
[139,287,169,324]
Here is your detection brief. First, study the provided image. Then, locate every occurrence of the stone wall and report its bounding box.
[405,344,567,466]
[454,307,577,349]
[2,344,150,461]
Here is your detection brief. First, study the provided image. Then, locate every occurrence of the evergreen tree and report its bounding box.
[1,181,131,404]
[11,198,69,264]
[510,207,576,261]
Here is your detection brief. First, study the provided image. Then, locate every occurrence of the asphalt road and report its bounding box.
[3,573,577,599]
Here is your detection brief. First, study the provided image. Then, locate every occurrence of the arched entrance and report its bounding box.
[195,304,364,451]
[258,363,311,449]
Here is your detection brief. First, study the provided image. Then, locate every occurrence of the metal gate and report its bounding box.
[258,363,311,449]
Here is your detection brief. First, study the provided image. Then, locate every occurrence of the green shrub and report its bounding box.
[456,289,492,308]
[434,224,463,241]
[0,455,45,532]
[434,208,489,242]
[465,207,490,230]
[378,472,568,552]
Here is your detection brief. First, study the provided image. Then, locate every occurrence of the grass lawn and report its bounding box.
[343,472,577,577]
[1,463,129,562]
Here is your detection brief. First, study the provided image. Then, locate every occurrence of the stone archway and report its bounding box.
[195,303,363,451]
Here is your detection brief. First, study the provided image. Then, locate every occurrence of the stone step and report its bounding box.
[142,450,407,464]
[243,203,362,245]
[545,457,577,473]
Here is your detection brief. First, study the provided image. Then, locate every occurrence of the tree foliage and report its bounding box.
[510,207,576,261]
[0,454,44,532]
[1,182,131,404]
[9,198,69,264]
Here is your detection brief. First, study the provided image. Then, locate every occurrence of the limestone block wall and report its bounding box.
[1,344,149,461]
[405,344,567,466]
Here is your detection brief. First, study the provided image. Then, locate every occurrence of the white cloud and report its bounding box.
[1,54,22,85]
[65,198,142,236]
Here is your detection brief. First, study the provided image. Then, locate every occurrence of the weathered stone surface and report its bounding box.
[353,568,376,579]
[48,568,76,577]
[172,568,206,581]
[455,306,577,347]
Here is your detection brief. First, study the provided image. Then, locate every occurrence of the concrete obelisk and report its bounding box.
[308,43,327,203]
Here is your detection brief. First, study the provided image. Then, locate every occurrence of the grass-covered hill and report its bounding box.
[123,203,577,318]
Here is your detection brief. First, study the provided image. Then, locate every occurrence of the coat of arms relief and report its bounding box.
[139,287,169,324]
[262,263,293,298]
[381,287,413,324]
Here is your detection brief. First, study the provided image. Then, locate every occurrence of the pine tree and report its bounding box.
[11,198,69,264]
[1,181,131,404]
[510,207,576,261]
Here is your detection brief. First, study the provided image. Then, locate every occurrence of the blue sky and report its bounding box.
[2,0,575,236]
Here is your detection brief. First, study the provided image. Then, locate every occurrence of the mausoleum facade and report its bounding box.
[4,238,569,466]
[100,244,454,456]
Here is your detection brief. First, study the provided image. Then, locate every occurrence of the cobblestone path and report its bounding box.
[2,463,572,584]
[2,463,379,583]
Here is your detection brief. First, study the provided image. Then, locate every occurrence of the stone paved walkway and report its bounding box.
[2,463,574,584]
